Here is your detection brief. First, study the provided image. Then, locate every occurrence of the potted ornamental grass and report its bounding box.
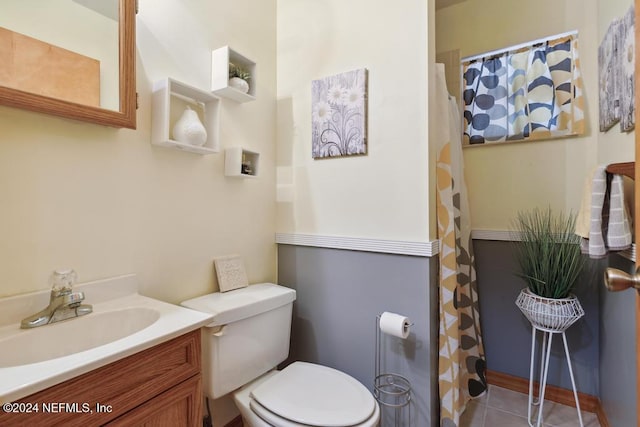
[513,207,586,332]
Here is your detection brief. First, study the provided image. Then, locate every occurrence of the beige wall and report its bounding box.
[276,0,433,242]
[0,0,277,302]
[436,0,634,230]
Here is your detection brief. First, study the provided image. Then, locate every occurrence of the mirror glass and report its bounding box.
[0,0,136,128]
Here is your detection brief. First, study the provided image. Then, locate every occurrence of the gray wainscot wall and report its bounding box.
[599,253,636,427]
[277,244,439,427]
[474,239,636,424]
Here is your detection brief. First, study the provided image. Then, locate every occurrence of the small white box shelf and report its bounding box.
[225,147,260,178]
[211,46,256,103]
[152,78,221,154]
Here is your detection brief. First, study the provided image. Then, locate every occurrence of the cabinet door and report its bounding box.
[0,330,201,427]
[105,375,202,427]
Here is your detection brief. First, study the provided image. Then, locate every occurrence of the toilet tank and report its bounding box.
[181,283,296,399]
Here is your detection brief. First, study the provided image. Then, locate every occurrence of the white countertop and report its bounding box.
[0,274,213,403]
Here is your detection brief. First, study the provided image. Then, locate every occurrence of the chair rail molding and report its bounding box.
[471,229,635,262]
[275,233,439,257]
[471,229,514,241]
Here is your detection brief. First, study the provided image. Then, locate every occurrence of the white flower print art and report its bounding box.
[618,5,635,132]
[598,4,635,132]
[312,69,368,158]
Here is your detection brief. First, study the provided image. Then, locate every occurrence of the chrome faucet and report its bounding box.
[20,269,93,329]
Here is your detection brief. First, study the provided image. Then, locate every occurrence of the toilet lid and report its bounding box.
[250,362,376,427]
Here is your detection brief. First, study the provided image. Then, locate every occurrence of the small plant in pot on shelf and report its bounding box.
[228,62,251,94]
[513,207,586,332]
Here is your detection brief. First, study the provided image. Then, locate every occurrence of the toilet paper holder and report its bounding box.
[374,313,412,426]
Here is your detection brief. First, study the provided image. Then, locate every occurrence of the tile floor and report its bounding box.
[459,385,601,427]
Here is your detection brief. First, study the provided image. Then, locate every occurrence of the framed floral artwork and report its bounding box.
[598,18,620,131]
[618,5,635,132]
[598,4,635,132]
[311,68,368,158]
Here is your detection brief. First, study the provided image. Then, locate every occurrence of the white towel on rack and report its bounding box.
[576,166,632,258]
[575,168,596,239]
[585,166,607,258]
[607,174,632,250]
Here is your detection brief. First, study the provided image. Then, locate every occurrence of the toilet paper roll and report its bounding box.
[379,312,411,339]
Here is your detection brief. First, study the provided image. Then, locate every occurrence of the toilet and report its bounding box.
[181,283,380,427]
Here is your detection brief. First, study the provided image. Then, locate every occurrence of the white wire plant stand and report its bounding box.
[516,288,585,427]
[374,315,412,427]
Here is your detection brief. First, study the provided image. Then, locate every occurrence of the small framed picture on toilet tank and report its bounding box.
[214,255,249,292]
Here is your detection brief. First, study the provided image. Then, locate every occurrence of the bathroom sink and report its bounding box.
[0,274,214,404]
[0,307,160,367]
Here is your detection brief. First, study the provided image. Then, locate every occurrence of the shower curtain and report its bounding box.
[435,64,487,427]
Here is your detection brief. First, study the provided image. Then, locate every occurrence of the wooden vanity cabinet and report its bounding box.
[0,329,202,427]
[105,375,201,426]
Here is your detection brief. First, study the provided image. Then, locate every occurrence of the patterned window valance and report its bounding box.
[462,34,585,146]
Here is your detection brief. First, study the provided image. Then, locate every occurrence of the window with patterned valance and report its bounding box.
[462,34,585,146]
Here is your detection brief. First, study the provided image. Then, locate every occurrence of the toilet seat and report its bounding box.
[249,399,380,427]
[248,362,379,427]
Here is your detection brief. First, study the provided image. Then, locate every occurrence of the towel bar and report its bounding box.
[606,162,635,180]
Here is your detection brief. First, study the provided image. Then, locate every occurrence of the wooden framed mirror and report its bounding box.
[0,0,136,129]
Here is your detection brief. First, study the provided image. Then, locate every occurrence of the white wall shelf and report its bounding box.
[211,46,256,103]
[225,146,259,178]
[152,78,221,154]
